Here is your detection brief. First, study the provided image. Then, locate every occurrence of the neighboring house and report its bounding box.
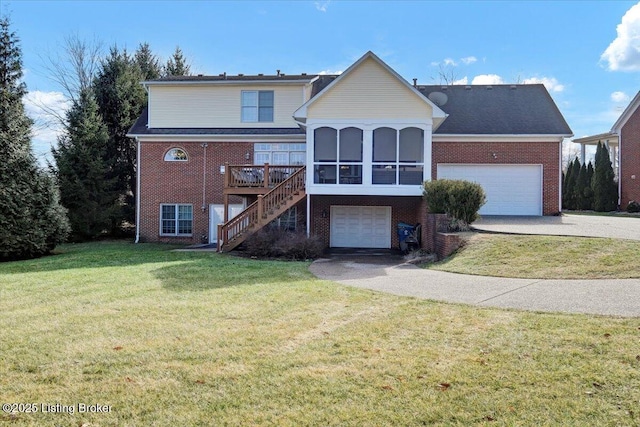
[573,91,640,209]
[128,51,572,251]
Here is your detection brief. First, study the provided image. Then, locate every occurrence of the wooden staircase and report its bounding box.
[217,166,306,252]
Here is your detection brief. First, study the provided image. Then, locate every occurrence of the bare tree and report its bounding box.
[431,63,460,85]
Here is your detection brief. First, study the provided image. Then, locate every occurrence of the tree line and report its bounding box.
[562,142,618,212]
[1,16,191,259]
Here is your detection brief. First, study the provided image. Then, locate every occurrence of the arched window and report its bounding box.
[164,148,188,162]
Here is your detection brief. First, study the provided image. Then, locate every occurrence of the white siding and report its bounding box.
[307,57,432,120]
[149,84,305,128]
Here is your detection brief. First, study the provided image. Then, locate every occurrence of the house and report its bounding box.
[127,51,572,251]
[573,91,640,209]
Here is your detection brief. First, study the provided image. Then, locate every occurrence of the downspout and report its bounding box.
[135,137,141,243]
[559,137,563,214]
[617,130,622,208]
[202,143,208,243]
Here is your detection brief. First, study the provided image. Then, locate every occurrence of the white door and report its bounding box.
[437,164,543,216]
[209,204,244,243]
[330,206,392,248]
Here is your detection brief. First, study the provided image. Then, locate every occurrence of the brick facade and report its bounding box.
[620,107,640,208]
[432,140,561,215]
[138,141,251,243]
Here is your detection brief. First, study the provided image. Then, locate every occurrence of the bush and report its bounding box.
[244,228,325,260]
[423,179,486,227]
[627,201,640,213]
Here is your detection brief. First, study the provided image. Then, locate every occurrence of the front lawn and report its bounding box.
[430,234,640,279]
[1,241,639,426]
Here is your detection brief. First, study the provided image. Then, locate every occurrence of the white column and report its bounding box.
[580,143,586,165]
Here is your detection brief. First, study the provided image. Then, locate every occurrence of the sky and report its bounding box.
[3,0,640,164]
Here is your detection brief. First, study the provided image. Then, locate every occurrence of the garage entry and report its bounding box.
[437,164,543,216]
[330,206,391,248]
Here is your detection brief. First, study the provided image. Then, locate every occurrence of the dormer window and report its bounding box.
[241,91,274,122]
[164,148,188,161]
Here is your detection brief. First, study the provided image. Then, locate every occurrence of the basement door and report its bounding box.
[209,204,244,244]
[437,164,543,216]
[330,206,392,248]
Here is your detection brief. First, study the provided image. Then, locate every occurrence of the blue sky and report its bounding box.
[3,0,640,163]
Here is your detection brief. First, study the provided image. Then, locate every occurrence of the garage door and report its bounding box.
[330,206,392,248]
[437,164,542,216]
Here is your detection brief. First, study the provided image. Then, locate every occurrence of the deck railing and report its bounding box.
[225,163,304,189]
[218,166,306,251]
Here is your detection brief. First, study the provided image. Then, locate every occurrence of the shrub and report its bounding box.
[627,200,640,213]
[423,179,486,227]
[244,228,325,260]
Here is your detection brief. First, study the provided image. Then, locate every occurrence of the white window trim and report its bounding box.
[241,90,274,123]
[164,147,188,162]
[160,204,193,236]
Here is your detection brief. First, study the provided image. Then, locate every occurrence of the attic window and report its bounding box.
[241,90,274,122]
[164,148,188,162]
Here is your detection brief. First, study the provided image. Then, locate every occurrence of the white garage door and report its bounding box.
[330,206,392,248]
[437,164,543,216]
[209,204,244,243]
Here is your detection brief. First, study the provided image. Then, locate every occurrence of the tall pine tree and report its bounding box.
[592,142,618,212]
[93,47,146,229]
[0,17,68,259]
[135,42,161,80]
[163,46,191,76]
[53,88,118,240]
[563,158,580,210]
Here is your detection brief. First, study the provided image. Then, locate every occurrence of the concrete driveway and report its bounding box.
[473,213,640,240]
[309,256,640,317]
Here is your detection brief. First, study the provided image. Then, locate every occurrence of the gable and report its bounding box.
[306,56,434,120]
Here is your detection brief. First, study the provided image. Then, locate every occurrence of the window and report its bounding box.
[372,127,424,185]
[253,143,306,165]
[242,90,274,122]
[160,204,193,236]
[313,127,363,184]
[164,148,188,161]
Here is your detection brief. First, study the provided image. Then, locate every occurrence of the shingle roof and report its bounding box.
[144,74,318,83]
[418,84,572,135]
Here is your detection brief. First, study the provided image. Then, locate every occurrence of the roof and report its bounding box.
[418,84,573,136]
[573,132,618,145]
[612,90,640,133]
[143,73,318,84]
[127,108,304,137]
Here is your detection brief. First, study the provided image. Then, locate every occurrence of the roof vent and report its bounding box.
[510,85,517,90]
[413,78,417,87]
[280,73,285,76]
[486,85,493,90]
[218,73,224,77]
[197,74,203,77]
[238,73,244,77]
[277,69,281,77]
[223,72,227,79]
[465,85,472,90]
[441,86,448,91]
[428,91,448,106]
[258,73,263,76]
[302,72,307,76]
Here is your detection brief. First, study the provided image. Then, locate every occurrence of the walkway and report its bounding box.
[473,213,640,240]
[309,256,640,317]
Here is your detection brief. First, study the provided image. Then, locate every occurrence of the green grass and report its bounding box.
[430,234,640,279]
[1,241,639,426]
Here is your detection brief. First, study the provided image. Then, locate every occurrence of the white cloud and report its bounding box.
[460,56,477,65]
[601,2,640,71]
[24,91,70,163]
[314,1,331,12]
[430,61,440,67]
[471,74,504,85]
[611,90,630,103]
[443,58,457,66]
[317,69,343,75]
[453,76,469,85]
[522,76,565,92]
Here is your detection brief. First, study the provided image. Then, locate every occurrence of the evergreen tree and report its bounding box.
[0,17,68,259]
[53,88,118,240]
[584,161,595,210]
[574,162,588,210]
[563,157,580,210]
[135,42,161,80]
[93,46,146,228]
[163,46,191,76]
[592,142,618,212]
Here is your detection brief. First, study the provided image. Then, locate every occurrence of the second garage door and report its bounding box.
[330,206,391,248]
[437,164,543,216]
